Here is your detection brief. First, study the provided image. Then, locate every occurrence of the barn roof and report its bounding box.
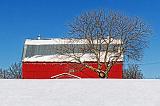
[24,38,122,45]
[22,38,123,62]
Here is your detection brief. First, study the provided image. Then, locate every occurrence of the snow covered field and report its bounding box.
[0,79,160,106]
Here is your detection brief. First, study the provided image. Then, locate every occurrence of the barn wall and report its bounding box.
[22,62,122,79]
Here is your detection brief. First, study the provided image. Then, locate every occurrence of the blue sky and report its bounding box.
[0,0,160,78]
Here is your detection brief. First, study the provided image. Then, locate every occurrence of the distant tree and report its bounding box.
[0,62,22,79]
[8,62,22,79]
[0,68,9,79]
[123,64,143,79]
[0,68,4,79]
[58,10,151,78]
[154,76,160,79]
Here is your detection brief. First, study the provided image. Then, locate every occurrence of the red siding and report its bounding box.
[22,62,123,79]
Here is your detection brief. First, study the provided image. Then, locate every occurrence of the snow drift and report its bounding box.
[0,79,160,106]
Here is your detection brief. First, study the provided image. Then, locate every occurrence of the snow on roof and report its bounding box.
[22,53,123,62]
[25,38,122,45]
[23,38,123,62]
[25,38,87,45]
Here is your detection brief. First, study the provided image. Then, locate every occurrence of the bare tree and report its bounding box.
[0,68,9,79]
[0,68,4,79]
[0,62,22,79]
[154,76,160,79]
[123,64,143,79]
[59,10,151,78]
[8,62,22,79]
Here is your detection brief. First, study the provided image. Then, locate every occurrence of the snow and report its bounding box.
[23,38,123,62]
[23,54,74,62]
[0,79,160,106]
[23,52,123,62]
[25,38,122,45]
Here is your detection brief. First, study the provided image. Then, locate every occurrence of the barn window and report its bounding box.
[24,44,119,58]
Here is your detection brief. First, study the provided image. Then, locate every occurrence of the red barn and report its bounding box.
[22,38,123,79]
